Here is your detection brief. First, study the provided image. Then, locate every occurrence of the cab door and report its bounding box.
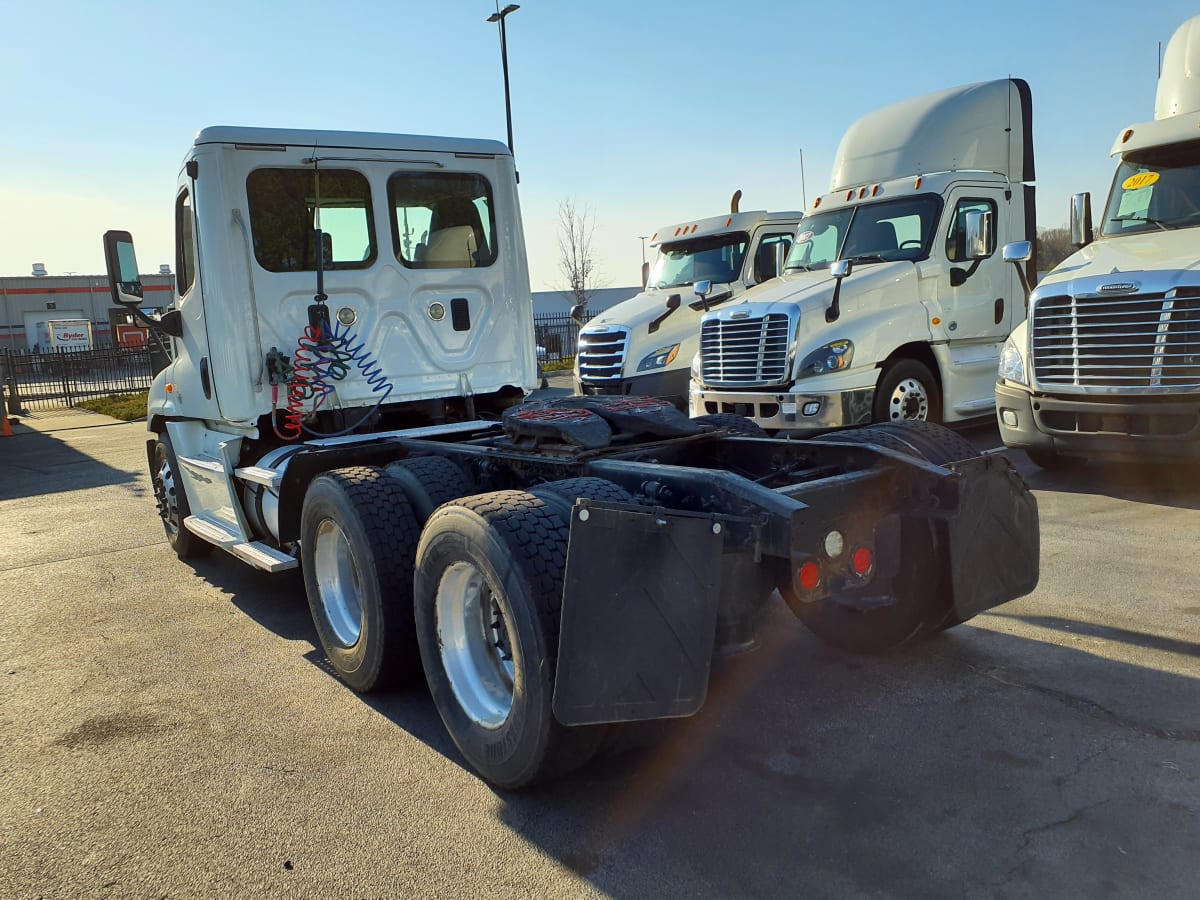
[170,184,221,421]
[743,228,795,287]
[936,189,1015,343]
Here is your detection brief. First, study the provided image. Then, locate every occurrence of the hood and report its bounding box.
[582,284,729,331]
[712,261,913,319]
[1038,229,1200,297]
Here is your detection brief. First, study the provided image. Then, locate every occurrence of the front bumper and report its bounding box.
[996,380,1200,462]
[576,368,691,411]
[691,386,874,432]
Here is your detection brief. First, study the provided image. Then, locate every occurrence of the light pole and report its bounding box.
[487,3,520,161]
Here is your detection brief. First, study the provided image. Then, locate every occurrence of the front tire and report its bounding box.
[150,433,212,559]
[414,490,603,788]
[874,359,942,424]
[300,466,422,692]
[1027,448,1079,471]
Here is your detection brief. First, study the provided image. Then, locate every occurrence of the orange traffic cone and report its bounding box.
[1,415,12,437]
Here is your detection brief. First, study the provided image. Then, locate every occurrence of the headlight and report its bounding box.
[796,340,853,378]
[637,343,681,372]
[998,335,1027,385]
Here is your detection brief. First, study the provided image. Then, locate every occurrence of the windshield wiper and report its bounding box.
[1108,215,1176,231]
[841,253,888,264]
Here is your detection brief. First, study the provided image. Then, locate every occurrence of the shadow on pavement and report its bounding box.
[1013,455,1200,510]
[190,550,1200,897]
[0,426,139,500]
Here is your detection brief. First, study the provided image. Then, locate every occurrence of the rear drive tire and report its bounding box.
[301,466,422,691]
[693,413,767,437]
[385,455,476,521]
[414,490,604,788]
[874,359,942,424]
[151,433,213,559]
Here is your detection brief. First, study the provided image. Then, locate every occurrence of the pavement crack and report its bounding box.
[1019,799,1112,850]
[962,662,1200,744]
[0,540,168,575]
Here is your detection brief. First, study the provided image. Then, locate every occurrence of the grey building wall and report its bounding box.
[1,274,176,350]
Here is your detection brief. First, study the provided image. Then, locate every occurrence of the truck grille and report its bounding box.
[577,328,629,382]
[1031,291,1200,391]
[700,314,791,387]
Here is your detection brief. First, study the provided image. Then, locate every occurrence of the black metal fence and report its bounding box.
[2,345,156,412]
[534,312,593,364]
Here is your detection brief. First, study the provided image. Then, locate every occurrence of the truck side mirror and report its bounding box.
[1002,240,1034,304]
[569,302,587,326]
[641,261,650,289]
[963,209,993,260]
[829,259,852,279]
[1070,192,1093,247]
[103,230,144,306]
[693,279,713,312]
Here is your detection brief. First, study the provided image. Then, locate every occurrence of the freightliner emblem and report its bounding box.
[1099,282,1138,294]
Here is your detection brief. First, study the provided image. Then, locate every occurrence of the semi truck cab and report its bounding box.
[691,79,1035,433]
[997,17,1200,466]
[574,206,801,408]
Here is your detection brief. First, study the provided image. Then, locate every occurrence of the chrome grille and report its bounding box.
[700,314,791,387]
[1032,292,1200,391]
[577,328,629,381]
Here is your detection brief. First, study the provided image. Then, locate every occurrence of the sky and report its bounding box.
[1,0,1196,297]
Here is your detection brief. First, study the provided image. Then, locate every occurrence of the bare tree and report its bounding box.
[1036,227,1075,272]
[557,198,601,317]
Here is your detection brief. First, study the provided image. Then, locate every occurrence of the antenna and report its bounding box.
[799,148,808,210]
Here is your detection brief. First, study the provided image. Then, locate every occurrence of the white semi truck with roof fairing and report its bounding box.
[997,16,1200,467]
[690,79,1036,433]
[574,201,802,408]
[105,124,1038,789]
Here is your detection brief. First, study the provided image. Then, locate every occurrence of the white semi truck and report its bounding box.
[106,126,1038,788]
[997,16,1200,467]
[690,79,1036,433]
[574,201,802,408]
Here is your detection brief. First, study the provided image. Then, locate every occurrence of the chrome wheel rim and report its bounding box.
[436,561,515,729]
[313,518,363,646]
[154,450,181,537]
[886,377,929,421]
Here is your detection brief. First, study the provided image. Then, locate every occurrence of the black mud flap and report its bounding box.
[945,455,1040,620]
[553,501,723,726]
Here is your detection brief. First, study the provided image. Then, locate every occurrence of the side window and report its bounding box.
[245,168,375,272]
[175,190,195,295]
[945,198,996,261]
[752,232,794,282]
[389,172,497,269]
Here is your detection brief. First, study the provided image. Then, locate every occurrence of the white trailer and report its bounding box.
[997,17,1200,467]
[691,79,1035,433]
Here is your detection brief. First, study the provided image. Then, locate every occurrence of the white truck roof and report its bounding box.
[1112,16,1200,155]
[829,78,1033,191]
[191,126,511,157]
[651,210,803,246]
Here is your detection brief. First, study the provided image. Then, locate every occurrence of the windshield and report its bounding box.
[784,195,942,271]
[648,232,749,288]
[1101,139,1200,236]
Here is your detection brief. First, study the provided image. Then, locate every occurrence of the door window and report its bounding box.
[752,232,794,283]
[945,199,997,261]
[175,189,195,295]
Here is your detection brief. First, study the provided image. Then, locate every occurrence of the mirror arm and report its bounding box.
[1010,261,1032,308]
[826,280,843,323]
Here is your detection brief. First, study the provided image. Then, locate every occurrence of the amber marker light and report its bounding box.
[165,383,176,394]
[812,197,821,208]
[1122,129,1134,143]
[932,317,941,325]
[914,177,923,189]
[725,217,732,226]
[871,184,880,196]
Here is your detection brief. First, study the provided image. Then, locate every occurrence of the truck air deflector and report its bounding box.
[553,501,723,726]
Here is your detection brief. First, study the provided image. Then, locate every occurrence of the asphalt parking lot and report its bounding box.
[2,390,1198,898]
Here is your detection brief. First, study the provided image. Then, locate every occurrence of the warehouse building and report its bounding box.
[1,265,175,351]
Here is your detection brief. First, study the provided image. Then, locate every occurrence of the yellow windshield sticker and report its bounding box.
[1122,172,1160,190]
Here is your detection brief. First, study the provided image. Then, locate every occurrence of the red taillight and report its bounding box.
[851,546,874,577]
[798,560,821,591]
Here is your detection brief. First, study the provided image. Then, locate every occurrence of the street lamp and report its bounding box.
[486,3,520,161]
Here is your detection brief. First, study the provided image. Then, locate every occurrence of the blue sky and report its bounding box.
[1,1,1195,294]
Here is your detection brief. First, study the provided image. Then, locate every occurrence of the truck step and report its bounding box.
[183,515,298,573]
[235,466,282,489]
